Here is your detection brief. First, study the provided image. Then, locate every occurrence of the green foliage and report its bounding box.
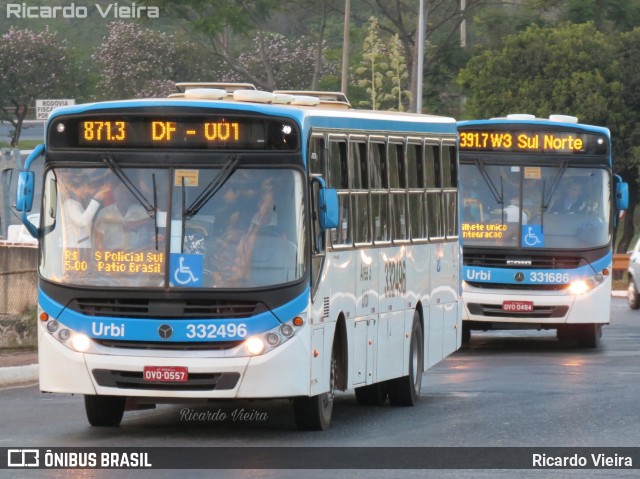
[218,32,338,90]
[356,18,411,111]
[458,23,622,124]
[0,27,81,109]
[91,22,212,100]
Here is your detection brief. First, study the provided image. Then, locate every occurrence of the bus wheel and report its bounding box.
[462,323,471,343]
[576,324,602,348]
[628,280,640,310]
[293,342,336,430]
[389,312,423,407]
[84,395,125,427]
[355,383,388,406]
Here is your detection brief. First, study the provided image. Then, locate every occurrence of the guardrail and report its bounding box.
[613,253,630,272]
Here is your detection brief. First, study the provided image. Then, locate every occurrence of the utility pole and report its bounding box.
[415,0,425,113]
[341,0,351,95]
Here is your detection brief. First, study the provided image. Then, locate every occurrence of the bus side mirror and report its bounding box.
[16,171,35,212]
[318,187,339,230]
[614,175,629,211]
[15,143,45,238]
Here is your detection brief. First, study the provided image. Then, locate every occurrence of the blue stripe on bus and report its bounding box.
[463,252,612,285]
[38,287,310,342]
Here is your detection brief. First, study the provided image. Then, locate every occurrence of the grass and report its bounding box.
[0,140,42,150]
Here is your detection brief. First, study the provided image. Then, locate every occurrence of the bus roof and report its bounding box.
[458,116,610,137]
[47,97,458,135]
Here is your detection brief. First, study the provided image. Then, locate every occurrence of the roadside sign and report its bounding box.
[35,99,75,120]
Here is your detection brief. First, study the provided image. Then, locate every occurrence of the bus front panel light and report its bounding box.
[280,324,294,337]
[569,279,593,295]
[47,320,59,333]
[71,334,91,352]
[58,329,71,342]
[244,336,265,356]
[266,332,280,347]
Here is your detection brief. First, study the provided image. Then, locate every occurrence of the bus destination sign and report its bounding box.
[48,114,299,150]
[459,129,606,154]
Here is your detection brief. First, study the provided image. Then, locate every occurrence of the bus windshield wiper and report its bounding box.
[541,160,568,211]
[474,160,503,206]
[184,155,240,219]
[474,160,505,221]
[103,156,157,219]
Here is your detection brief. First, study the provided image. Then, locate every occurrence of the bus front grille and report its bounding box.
[464,253,584,269]
[94,339,243,351]
[70,298,265,319]
[92,369,240,391]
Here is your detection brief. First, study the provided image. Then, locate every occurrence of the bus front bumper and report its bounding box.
[461,281,611,326]
[37,324,310,399]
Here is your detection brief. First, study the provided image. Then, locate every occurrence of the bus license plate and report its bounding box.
[502,301,534,313]
[143,366,188,382]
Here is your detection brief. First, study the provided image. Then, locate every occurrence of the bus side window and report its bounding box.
[370,141,389,242]
[309,135,326,176]
[328,140,350,246]
[426,144,444,239]
[389,142,407,241]
[350,140,370,244]
[309,134,326,257]
[442,144,458,238]
[407,142,426,240]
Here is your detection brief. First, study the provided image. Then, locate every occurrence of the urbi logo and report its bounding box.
[465,268,491,281]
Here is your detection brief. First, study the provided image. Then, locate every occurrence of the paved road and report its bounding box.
[1,298,639,478]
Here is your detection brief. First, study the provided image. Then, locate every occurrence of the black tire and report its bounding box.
[576,323,602,348]
[293,341,337,430]
[84,395,125,427]
[628,280,640,310]
[461,322,471,344]
[556,325,572,342]
[355,383,388,406]
[389,312,423,407]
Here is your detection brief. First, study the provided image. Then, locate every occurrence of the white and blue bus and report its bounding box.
[458,114,628,347]
[17,84,461,429]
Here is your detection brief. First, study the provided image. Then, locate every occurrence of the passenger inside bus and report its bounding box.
[93,183,150,250]
[59,170,110,248]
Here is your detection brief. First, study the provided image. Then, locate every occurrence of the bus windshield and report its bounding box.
[460,162,611,249]
[40,166,307,288]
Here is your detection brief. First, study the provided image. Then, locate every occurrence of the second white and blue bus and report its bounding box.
[458,114,628,347]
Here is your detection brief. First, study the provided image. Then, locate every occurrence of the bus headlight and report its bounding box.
[244,336,265,355]
[71,334,91,352]
[39,310,95,353]
[241,314,306,356]
[569,278,596,295]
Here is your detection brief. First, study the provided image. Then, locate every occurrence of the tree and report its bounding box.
[91,22,211,100]
[218,32,338,90]
[356,17,386,109]
[356,19,411,111]
[146,0,329,90]
[0,27,80,146]
[458,23,622,122]
[353,0,487,113]
[457,22,640,252]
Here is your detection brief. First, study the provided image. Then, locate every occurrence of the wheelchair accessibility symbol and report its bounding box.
[522,225,544,248]
[170,254,203,287]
